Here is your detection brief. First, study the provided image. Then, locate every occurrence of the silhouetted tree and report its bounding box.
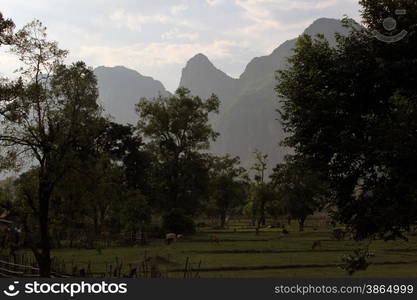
[98,122,152,194]
[272,157,326,232]
[0,20,102,275]
[277,0,417,239]
[249,150,272,228]
[208,155,248,228]
[0,12,14,46]
[136,88,219,217]
[118,190,151,242]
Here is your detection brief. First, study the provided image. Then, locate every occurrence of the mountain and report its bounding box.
[94,18,352,171]
[94,66,169,124]
[239,18,350,88]
[179,18,352,170]
[179,53,239,115]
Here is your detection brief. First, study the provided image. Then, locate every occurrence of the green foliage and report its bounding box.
[136,87,220,215]
[137,87,219,153]
[251,150,268,184]
[359,0,417,32]
[340,249,371,275]
[265,194,286,222]
[0,177,18,221]
[0,19,103,275]
[0,11,14,46]
[98,122,151,192]
[208,155,248,227]
[249,183,277,228]
[162,208,196,235]
[48,119,154,239]
[120,191,151,233]
[272,157,327,231]
[276,0,417,239]
[247,151,277,228]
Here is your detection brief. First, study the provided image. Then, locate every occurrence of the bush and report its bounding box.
[162,209,196,235]
[340,249,370,275]
[145,224,165,238]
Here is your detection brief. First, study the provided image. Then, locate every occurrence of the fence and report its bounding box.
[0,252,201,278]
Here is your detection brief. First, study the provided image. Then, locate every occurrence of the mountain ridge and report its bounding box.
[94,65,169,124]
[94,18,352,170]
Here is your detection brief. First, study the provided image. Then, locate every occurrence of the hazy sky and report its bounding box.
[0,0,361,92]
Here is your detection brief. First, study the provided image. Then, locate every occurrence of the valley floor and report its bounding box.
[42,224,417,278]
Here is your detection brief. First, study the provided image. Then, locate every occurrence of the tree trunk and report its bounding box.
[38,250,51,277]
[251,211,256,226]
[98,205,107,235]
[256,215,263,235]
[38,179,52,277]
[298,217,306,232]
[260,200,266,227]
[220,212,226,229]
[93,212,100,237]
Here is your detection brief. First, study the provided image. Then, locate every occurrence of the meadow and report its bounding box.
[42,221,417,278]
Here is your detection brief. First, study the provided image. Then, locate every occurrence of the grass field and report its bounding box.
[43,223,417,278]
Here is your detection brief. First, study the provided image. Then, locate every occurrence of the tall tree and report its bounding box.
[276,0,417,239]
[272,157,326,232]
[1,12,16,135]
[251,150,268,184]
[98,122,151,193]
[136,87,219,216]
[208,155,248,228]
[0,20,102,275]
[0,12,14,46]
[249,150,272,228]
[49,121,152,245]
[250,183,276,230]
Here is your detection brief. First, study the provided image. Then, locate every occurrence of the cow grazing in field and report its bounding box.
[165,233,183,245]
[311,240,321,250]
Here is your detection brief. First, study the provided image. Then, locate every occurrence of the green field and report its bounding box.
[43,224,417,278]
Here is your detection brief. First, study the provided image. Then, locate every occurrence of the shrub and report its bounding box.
[162,209,196,235]
[340,249,370,275]
[146,224,165,238]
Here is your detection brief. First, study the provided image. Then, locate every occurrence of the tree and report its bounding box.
[136,87,219,216]
[87,122,150,237]
[1,12,16,149]
[44,120,154,248]
[98,122,152,194]
[0,21,102,275]
[251,149,268,184]
[276,0,417,239]
[264,195,285,225]
[250,183,276,230]
[272,157,326,232]
[249,150,272,228]
[50,168,91,247]
[0,12,14,46]
[118,190,151,241]
[0,177,17,220]
[208,155,248,228]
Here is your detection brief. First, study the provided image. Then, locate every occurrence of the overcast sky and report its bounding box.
[0,0,361,92]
